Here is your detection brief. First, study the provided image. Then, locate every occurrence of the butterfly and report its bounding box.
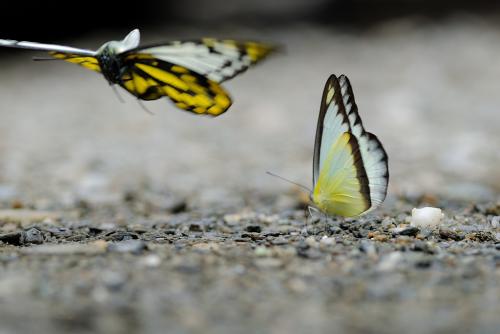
[0,29,276,116]
[310,74,389,217]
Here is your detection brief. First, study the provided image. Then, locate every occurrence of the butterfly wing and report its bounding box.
[123,39,275,83]
[48,52,101,72]
[313,75,352,186]
[119,54,231,116]
[338,75,389,210]
[312,75,372,217]
[313,132,371,217]
[312,74,388,217]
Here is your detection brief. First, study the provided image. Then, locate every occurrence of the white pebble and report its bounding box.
[320,236,335,246]
[140,254,161,268]
[377,252,404,272]
[410,207,444,228]
[491,216,500,228]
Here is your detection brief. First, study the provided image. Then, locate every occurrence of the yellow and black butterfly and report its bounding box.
[0,29,276,116]
[310,74,389,217]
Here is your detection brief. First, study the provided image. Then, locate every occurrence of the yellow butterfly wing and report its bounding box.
[49,52,101,72]
[128,39,276,83]
[120,55,231,116]
[312,132,371,217]
[337,75,389,211]
[311,74,388,217]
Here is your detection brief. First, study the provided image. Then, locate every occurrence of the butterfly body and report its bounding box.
[311,75,389,217]
[97,47,124,84]
[0,29,275,116]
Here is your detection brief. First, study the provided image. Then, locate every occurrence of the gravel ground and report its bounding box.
[0,17,499,334]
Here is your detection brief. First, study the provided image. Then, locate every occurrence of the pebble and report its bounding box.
[107,240,147,254]
[20,228,44,245]
[102,271,127,291]
[192,242,219,252]
[439,228,464,241]
[377,252,404,271]
[245,225,262,233]
[410,207,444,227]
[254,246,272,257]
[490,216,500,228]
[138,254,162,268]
[254,258,283,269]
[305,236,319,248]
[360,240,377,257]
[390,226,420,237]
[272,237,288,245]
[189,223,202,232]
[319,236,335,246]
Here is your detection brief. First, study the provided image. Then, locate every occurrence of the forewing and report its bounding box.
[313,74,351,186]
[312,132,371,217]
[338,75,389,210]
[49,52,101,72]
[120,54,232,116]
[124,39,275,83]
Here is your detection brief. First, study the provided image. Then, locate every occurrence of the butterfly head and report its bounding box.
[96,29,141,85]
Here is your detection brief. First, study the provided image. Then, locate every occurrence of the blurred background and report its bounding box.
[0,0,499,209]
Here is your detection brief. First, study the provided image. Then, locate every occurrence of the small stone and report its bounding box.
[305,236,318,248]
[490,216,500,228]
[139,254,161,268]
[46,227,72,237]
[439,228,464,241]
[466,231,495,242]
[108,240,147,254]
[102,271,127,291]
[373,234,390,242]
[377,252,404,272]
[254,246,272,257]
[381,217,396,229]
[104,231,138,241]
[245,225,262,233]
[189,223,202,232]
[359,240,377,256]
[223,213,244,226]
[254,258,283,269]
[319,236,335,246]
[411,241,436,254]
[410,207,444,228]
[192,242,219,252]
[11,200,24,209]
[0,232,22,245]
[272,237,288,245]
[390,226,419,237]
[20,228,44,245]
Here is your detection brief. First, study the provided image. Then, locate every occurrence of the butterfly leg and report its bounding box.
[137,99,154,115]
[111,85,125,103]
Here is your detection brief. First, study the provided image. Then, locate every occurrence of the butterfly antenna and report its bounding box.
[266,171,311,192]
[137,99,154,115]
[32,55,83,61]
[32,57,62,61]
[111,85,125,103]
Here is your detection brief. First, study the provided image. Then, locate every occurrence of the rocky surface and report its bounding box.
[0,17,500,334]
[0,198,499,334]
